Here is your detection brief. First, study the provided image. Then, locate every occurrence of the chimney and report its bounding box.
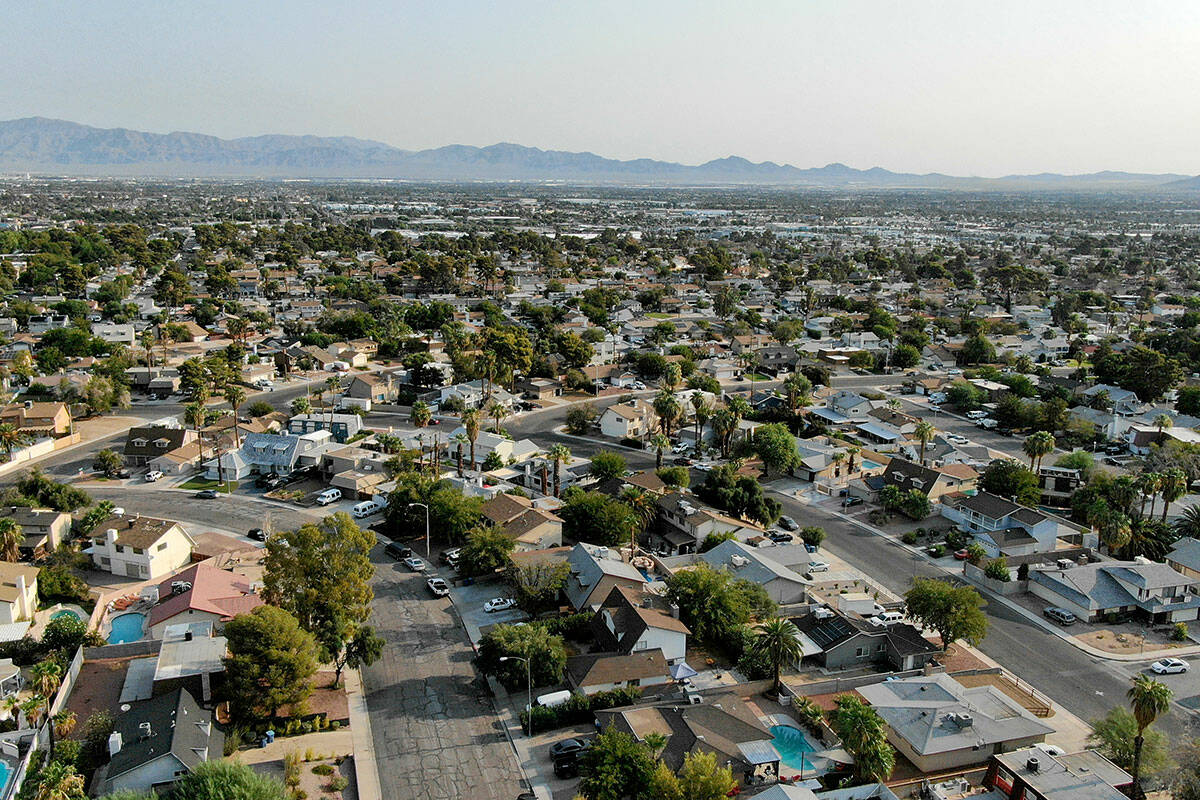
[108,732,123,756]
[106,529,118,545]
[23,400,31,409]
[1026,757,1040,773]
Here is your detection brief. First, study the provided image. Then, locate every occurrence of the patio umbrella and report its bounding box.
[670,662,698,680]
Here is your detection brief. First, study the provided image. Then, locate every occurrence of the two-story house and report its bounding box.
[5,506,71,559]
[654,493,762,555]
[287,412,363,444]
[123,425,197,467]
[599,399,658,440]
[0,401,71,438]
[90,513,196,580]
[879,459,977,504]
[1029,560,1200,623]
[590,584,689,664]
[0,562,38,624]
[940,492,1093,556]
[563,543,646,611]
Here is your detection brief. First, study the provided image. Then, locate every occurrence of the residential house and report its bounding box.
[792,608,940,672]
[0,563,38,624]
[102,688,223,796]
[344,373,398,405]
[123,425,197,467]
[983,747,1131,800]
[654,493,763,555]
[0,400,71,438]
[90,513,196,580]
[563,543,646,611]
[590,585,690,664]
[858,675,1053,773]
[695,540,809,605]
[287,412,363,443]
[479,493,564,551]
[145,563,263,639]
[879,459,977,504]
[153,622,227,702]
[203,431,330,480]
[940,493,1093,556]
[4,506,70,559]
[1029,560,1200,623]
[599,399,657,440]
[1167,537,1200,580]
[1038,465,1083,509]
[810,391,875,425]
[565,650,670,696]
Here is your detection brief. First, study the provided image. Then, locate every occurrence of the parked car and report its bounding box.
[426,577,450,597]
[255,473,283,489]
[768,530,794,544]
[1043,607,1077,626]
[672,456,694,466]
[966,410,989,420]
[484,597,517,613]
[842,496,864,507]
[403,556,427,572]
[548,738,592,760]
[870,611,905,626]
[777,516,799,531]
[145,470,164,482]
[439,548,462,565]
[671,442,690,454]
[1152,658,1190,675]
[385,542,413,560]
[247,528,267,542]
[806,560,831,574]
[946,434,969,445]
[315,488,343,506]
[953,549,970,560]
[195,489,219,499]
[553,758,579,779]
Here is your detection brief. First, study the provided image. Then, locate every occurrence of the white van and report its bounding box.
[352,500,381,518]
[527,690,572,711]
[315,488,342,506]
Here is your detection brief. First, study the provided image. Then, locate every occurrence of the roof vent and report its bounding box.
[138,722,153,740]
[1027,757,1040,773]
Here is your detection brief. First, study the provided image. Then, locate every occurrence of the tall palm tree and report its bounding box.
[914,421,936,465]
[691,394,713,446]
[1174,504,1200,540]
[290,396,311,416]
[1127,674,1172,799]
[653,390,683,438]
[0,519,21,563]
[782,373,812,415]
[224,384,246,447]
[1145,472,1164,519]
[1154,413,1173,437]
[753,617,802,698]
[488,402,510,434]
[711,408,737,459]
[462,408,481,471]
[650,433,670,470]
[1022,430,1055,472]
[1089,502,1132,552]
[548,444,571,498]
[846,446,861,474]
[50,710,75,759]
[324,376,341,425]
[453,434,468,477]
[619,486,657,533]
[0,423,27,462]
[1161,468,1188,523]
[32,659,63,699]
[410,400,432,428]
[830,451,846,478]
[184,401,207,467]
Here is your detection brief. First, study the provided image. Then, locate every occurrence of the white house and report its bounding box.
[0,563,38,624]
[591,584,689,664]
[90,514,196,580]
[599,399,658,440]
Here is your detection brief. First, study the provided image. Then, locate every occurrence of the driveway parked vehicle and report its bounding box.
[548,738,592,760]
[248,528,267,541]
[426,577,450,597]
[806,560,830,574]
[1152,658,1190,675]
[385,542,413,560]
[484,597,517,613]
[195,489,218,499]
[768,531,794,544]
[1043,607,1077,626]
[402,557,427,572]
[777,516,798,531]
[145,470,164,482]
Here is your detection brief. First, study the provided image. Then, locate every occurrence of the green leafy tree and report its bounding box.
[222,606,319,720]
[1089,707,1170,781]
[979,459,1041,506]
[457,525,516,577]
[577,728,655,800]
[165,760,289,800]
[506,561,570,614]
[655,466,689,488]
[566,404,599,434]
[477,623,566,691]
[95,449,124,477]
[753,422,797,477]
[904,577,988,651]
[983,558,1011,582]
[588,450,627,482]
[664,562,775,647]
[558,489,639,547]
[1170,738,1200,800]
[799,526,826,548]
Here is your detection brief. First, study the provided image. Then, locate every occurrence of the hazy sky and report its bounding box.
[5,0,1200,175]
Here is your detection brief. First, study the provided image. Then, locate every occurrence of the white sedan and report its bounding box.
[484,597,517,613]
[806,561,831,574]
[402,557,427,572]
[1151,658,1189,675]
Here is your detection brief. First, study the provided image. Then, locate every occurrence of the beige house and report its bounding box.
[5,506,71,559]
[0,400,71,438]
[0,563,38,624]
[480,493,563,551]
[90,514,196,580]
[599,399,657,440]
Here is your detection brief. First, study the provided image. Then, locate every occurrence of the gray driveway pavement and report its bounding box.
[361,549,525,800]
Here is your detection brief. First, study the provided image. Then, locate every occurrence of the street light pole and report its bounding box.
[500,655,532,736]
[408,502,430,562]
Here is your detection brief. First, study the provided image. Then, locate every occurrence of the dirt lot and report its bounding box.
[1076,628,1186,655]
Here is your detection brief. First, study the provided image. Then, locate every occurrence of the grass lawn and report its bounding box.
[178,477,239,493]
[743,373,772,382]
[647,312,673,319]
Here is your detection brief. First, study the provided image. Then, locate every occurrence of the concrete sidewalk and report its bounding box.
[344,667,382,800]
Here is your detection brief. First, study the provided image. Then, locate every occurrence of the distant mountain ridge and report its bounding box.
[0,117,1194,190]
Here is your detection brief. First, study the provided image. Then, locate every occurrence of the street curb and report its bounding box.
[781,488,1191,664]
[343,667,383,800]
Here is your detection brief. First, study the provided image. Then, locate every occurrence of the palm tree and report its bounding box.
[1127,674,1172,799]
[1174,504,1200,540]
[31,759,83,800]
[650,433,670,470]
[914,421,936,465]
[453,433,468,477]
[753,617,802,698]
[488,402,510,434]
[1154,413,1173,437]
[711,408,737,458]
[462,408,481,471]
[782,373,812,415]
[548,444,571,497]
[50,710,75,759]
[1161,468,1188,523]
[184,401,207,467]
[31,659,63,699]
[324,376,341,424]
[1089,502,1132,552]
[290,396,311,416]
[224,384,246,447]
[0,519,21,562]
[643,731,668,760]
[619,486,657,533]
[691,394,713,446]
[830,451,846,478]
[410,400,432,428]
[1022,430,1055,472]
[653,390,683,438]
[846,446,861,474]
[1145,472,1164,519]
[0,423,28,462]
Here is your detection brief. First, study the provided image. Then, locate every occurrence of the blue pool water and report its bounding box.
[860,459,883,470]
[770,724,819,773]
[51,609,81,622]
[0,758,13,794]
[108,612,146,644]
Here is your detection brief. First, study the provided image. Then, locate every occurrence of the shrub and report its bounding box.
[868,510,890,526]
[984,558,1012,582]
[799,526,826,548]
[312,764,335,776]
[1017,562,1030,581]
[620,436,643,449]
[1173,622,1190,642]
[537,612,594,642]
[901,531,918,545]
[929,544,946,558]
[517,687,642,731]
[330,720,340,730]
[327,776,349,792]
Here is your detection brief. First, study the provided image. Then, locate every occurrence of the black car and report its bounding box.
[672,456,694,466]
[553,758,580,779]
[247,528,267,542]
[843,496,864,507]
[255,473,280,488]
[548,738,591,760]
[768,531,794,544]
[385,542,413,560]
[777,516,799,531]
[195,489,219,499]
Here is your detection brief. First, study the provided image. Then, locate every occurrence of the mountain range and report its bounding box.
[0,117,1195,190]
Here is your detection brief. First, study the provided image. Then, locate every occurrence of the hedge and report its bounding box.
[518,686,642,731]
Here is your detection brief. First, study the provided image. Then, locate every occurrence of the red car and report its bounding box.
[953,549,970,561]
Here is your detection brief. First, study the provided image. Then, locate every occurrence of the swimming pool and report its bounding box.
[770,724,819,774]
[51,609,82,622]
[0,758,11,795]
[108,612,146,644]
[860,459,883,470]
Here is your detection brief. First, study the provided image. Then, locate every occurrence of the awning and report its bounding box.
[810,408,848,424]
[795,632,824,658]
[670,662,698,680]
[738,740,781,766]
[856,422,902,442]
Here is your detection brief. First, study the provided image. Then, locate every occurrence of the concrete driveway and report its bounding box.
[452,579,529,642]
[361,548,525,800]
